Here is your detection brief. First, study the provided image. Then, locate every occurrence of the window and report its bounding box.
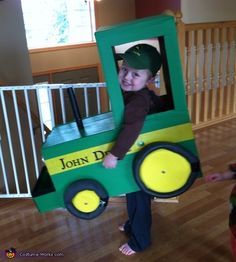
[21,0,96,49]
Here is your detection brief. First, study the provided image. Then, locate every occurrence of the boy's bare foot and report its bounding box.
[119,243,136,256]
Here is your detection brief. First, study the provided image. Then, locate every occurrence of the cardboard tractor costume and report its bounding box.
[32,15,202,220]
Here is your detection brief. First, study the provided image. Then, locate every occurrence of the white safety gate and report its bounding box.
[0,83,108,198]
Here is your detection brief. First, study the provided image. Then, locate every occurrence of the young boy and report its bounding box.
[102,43,162,256]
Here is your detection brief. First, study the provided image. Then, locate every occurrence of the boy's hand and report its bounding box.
[205,170,235,182]
[103,153,118,168]
[205,173,223,182]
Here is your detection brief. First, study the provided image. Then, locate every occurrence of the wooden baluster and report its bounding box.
[185,30,193,122]
[209,28,219,121]
[224,27,234,115]
[193,29,202,125]
[201,28,211,123]
[175,11,185,68]
[198,34,205,123]
[217,27,226,117]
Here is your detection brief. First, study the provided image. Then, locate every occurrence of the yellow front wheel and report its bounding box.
[64,179,108,220]
[72,190,100,213]
[133,142,200,198]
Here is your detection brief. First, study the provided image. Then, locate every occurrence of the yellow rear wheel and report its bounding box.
[140,149,191,193]
[133,142,200,198]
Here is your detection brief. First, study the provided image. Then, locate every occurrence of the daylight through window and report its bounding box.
[21,0,96,49]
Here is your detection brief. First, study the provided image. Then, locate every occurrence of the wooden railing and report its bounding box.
[176,12,236,129]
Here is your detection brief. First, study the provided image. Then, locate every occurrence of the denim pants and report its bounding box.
[124,190,152,252]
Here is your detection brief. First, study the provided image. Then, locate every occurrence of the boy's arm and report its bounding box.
[205,162,236,182]
[110,94,149,159]
[103,93,149,168]
[103,116,145,169]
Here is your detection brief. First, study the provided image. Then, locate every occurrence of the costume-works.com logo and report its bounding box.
[5,248,17,259]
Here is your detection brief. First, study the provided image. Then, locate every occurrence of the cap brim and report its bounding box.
[115,53,141,69]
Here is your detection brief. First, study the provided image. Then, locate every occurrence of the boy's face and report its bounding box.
[118,62,153,92]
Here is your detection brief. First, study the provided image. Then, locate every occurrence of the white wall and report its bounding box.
[181,0,236,23]
[0,0,32,85]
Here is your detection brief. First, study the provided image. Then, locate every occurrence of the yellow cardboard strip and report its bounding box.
[46,123,194,175]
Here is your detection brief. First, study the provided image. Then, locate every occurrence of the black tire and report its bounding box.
[64,179,109,220]
[133,142,200,198]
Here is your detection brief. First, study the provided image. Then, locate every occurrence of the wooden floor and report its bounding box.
[1,118,236,262]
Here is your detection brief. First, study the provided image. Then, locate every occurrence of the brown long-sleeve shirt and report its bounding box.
[110,87,152,159]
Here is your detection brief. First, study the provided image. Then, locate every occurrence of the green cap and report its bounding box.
[117,44,162,76]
